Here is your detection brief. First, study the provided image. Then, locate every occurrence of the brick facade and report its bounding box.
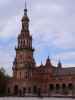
[7,4,75,97]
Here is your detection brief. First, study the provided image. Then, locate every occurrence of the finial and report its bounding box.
[48,56,49,59]
[47,56,50,60]
[24,0,27,16]
[25,0,27,10]
[41,61,42,65]
[58,58,61,64]
[40,61,43,67]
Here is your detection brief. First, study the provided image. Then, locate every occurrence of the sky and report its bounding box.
[0,0,75,76]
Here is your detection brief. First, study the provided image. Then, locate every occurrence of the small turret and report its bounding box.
[45,56,51,67]
[58,60,62,69]
[40,61,43,67]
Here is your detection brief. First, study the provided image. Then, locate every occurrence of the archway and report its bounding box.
[33,86,37,94]
[49,84,54,92]
[14,85,18,95]
[56,84,60,92]
[68,83,73,90]
[62,84,68,94]
[38,88,41,97]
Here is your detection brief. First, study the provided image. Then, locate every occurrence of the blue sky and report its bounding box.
[0,0,75,76]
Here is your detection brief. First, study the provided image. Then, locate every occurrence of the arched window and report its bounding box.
[62,84,66,89]
[14,85,18,95]
[49,84,54,91]
[62,84,68,94]
[24,40,25,46]
[68,83,73,90]
[28,87,31,93]
[23,40,24,47]
[33,86,37,94]
[23,87,26,94]
[18,40,20,48]
[56,84,60,90]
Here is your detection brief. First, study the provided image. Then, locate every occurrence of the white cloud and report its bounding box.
[52,32,75,49]
[0,0,75,75]
[0,15,21,38]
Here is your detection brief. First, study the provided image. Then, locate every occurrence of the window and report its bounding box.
[14,85,18,95]
[68,83,73,90]
[23,88,26,94]
[62,84,66,89]
[62,84,68,94]
[49,84,54,91]
[56,84,60,90]
[33,86,37,94]
[20,72,21,80]
[18,39,21,48]
[8,88,10,94]
[28,87,31,93]
[25,71,31,80]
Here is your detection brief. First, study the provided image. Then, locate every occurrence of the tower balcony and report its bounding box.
[15,46,34,52]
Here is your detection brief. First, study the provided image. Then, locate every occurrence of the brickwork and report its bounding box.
[7,4,75,97]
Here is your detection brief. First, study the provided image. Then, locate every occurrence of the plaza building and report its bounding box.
[7,3,75,97]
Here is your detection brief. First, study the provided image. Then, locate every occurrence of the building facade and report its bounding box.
[7,4,75,97]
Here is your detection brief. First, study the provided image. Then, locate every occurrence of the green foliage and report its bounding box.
[0,67,10,96]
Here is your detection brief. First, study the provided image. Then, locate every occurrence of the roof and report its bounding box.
[55,67,75,75]
[34,65,75,76]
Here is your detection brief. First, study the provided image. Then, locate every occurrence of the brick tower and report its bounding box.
[12,2,35,81]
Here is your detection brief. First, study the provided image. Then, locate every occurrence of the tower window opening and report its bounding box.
[20,72,21,80]
[25,72,28,80]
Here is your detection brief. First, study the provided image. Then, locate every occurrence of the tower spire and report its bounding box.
[24,0,27,16]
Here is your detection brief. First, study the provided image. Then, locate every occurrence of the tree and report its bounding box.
[0,67,10,96]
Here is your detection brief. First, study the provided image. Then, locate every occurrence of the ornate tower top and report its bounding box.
[17,0,34,50]
[21,0,29,32]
